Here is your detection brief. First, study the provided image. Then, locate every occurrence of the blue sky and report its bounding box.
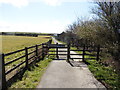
[0,0,95,33]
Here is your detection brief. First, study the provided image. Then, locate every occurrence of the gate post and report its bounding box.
[67,44,70,62]
[83,44,85,62]
[56,43,59,59]
[96,45,100,61]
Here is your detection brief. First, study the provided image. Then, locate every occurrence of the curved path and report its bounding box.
[37,37,106,89]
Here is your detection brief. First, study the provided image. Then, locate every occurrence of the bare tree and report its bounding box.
[92,1,120,59]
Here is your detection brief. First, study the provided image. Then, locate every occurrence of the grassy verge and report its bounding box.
[9,49,55,88]
[55,39,120,89]
[72,46,120,89]
[86,59,120,89]
[9,38,55,88]
[10,59,51,88]
[72,45,120,89]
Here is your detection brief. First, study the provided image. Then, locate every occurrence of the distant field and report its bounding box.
[1,35,51,81]
[2,35,51,53]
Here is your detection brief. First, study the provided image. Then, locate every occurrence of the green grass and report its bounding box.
[2,35,51,64]
[10,53,55,88]
[55,39,120,89]
[71,46,83,54]
[86,59,120,89]
[72,46,120,89]
[7,37,55,88]
[2,35,51,81]
[2,35,51,53]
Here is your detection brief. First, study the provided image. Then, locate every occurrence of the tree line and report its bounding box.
[56,2,120,64]
[1,32,54,37]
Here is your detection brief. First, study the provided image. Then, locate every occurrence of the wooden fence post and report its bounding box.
[42,44,44,59]
[67,44,70,62]
[83,44,85,62]
[25,47,28,69]
[56,43,59,59]
[50,39,52,44]
[2,53,7,90]
[36,45,38,57]
[96,45,100,61]
[47,43,49,56]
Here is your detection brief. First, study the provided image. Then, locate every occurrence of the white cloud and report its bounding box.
[0,0,62,7]
[41,0,91,6]
[0,0,119,8]
[0,0,64,8]
[0,20,71,33]
[0,0,62,8]
[42,0,62,6]
[0,0,95,8]
[0,0,29,8]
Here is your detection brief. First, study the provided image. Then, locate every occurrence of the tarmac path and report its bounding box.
[37,37,106,89]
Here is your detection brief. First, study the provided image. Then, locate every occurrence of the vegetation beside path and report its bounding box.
[9,40,55,88]
[55,38,120,89]
[55,2,120,89]
[10,52,55,88]
[86,59,120,89]
[2,35,55,88]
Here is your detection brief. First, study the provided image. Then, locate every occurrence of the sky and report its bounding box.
[0,0,96,34]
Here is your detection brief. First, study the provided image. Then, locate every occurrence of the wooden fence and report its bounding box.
[69,44,101,62]
[1,39,52,89]
[46,43,101,62]
[1,40,101,89]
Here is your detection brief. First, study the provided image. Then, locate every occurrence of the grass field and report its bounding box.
[1,35,52,82]
[5,36,55,88]
[2,35,51,53]
[1,35,56,88]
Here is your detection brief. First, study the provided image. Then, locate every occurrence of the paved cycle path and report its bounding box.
[37,37,106,89]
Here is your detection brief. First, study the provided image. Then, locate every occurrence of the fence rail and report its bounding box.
[2,39,52,90]
[2,39,101,89]
[47,43,101,62]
